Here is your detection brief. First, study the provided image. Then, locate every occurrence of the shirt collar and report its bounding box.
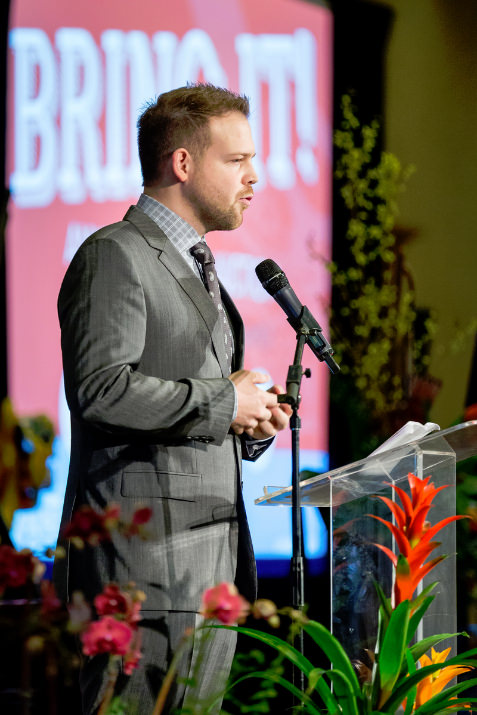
[137,193,202,255]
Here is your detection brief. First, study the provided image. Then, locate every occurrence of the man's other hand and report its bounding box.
[229,372,292,438]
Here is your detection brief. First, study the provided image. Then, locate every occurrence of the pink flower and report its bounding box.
[64,505,119,546]
[132,507,152,526]
[95,584,131,617]
[200,582,250,625]
[123,630,142,675]
[94,583,143,626]
[123,506,153,537]
[0,545,42,593]
[81,615,133,656]
[40,580,62,618]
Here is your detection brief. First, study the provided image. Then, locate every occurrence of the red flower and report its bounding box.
[200,582,250,625]
[0,545,43,594]
[131,507,152,526]
[370,473,465,604]
[64,504,120,546]
[123,630,142,675]
[94,583,142,625]
[121,506,153,537]
[40,580,62,618]
[464,403,477,421]
[81,615,133,656]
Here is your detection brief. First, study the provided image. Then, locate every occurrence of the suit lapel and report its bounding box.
[124,206,236,377]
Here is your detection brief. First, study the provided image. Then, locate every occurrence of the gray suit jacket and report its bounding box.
[55,205,262,614]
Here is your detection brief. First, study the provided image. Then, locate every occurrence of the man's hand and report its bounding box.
[244,383,292,439]
[229,371,292,438]
[229,370,277,435]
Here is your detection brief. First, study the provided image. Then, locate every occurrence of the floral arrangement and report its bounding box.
[204,473,477,714]
[0,397,54,528]
[1,396,476,715]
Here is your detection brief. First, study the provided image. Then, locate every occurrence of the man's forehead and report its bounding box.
[207,112,254,148]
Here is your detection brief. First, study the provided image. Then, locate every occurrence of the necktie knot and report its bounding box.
[190,241,215,266]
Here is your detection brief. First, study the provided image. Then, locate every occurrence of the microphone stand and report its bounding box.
[278,329,311,698]
[275,304,339,705]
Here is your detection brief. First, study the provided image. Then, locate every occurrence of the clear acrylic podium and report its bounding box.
[256,421,477,660]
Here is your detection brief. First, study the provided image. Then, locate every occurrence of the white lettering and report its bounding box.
[9,28,57,207]
[9,27,321,207]
[236,29,319,190]
[174,29,227,87]
[56,28,103,203]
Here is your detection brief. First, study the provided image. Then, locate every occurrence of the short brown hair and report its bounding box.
[137,83,250,185]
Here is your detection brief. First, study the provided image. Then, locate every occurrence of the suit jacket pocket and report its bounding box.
[121,469,201,501]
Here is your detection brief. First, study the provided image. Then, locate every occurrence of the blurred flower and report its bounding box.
[0,545,44,594]
[81,615,133,657]
[251,599,280,628]
[370,473,466,604]
[466,505,477,533]
[464,403,477,421]
[94,583,142,626]
[124,630,142,675]
[40,580,62,619]
[63,504,120,547]
[200,582,249,625]
[412,647,472,711]
[122,506,153,538]
[0,398,54,528]
[64,504,153,548]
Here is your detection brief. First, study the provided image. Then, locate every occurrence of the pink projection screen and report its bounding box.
[6,0,333,571]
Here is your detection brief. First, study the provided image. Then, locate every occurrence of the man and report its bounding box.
[55,83,291,714]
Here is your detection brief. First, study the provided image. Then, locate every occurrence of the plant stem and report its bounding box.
[152,631,194,715]
[97,660,119,715]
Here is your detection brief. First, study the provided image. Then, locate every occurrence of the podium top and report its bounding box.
[255,420,477,508]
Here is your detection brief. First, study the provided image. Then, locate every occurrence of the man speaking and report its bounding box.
[55,83,291,713]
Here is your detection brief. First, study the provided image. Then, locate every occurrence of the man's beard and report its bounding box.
[186,184,243,233]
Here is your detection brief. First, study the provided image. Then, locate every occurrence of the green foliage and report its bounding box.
[221,648,284,714]
[211,595,477,715]
[331,95,421,424]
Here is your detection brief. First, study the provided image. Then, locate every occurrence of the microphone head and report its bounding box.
[255,259,289,295]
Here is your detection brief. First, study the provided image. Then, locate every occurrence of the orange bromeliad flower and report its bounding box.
[370,473,466,604]
[412,647,471,711]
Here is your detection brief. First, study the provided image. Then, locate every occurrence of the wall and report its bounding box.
[377,0,477,425]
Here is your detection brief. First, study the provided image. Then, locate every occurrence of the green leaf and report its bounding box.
[302,621,361,697]
[208,625,314,674]
[223,670,326,715]
[374,580,392,623]
[324,669,361,715]
[306,668,324,695]
[377,600,411,706]
[407,595,435,644]
[409,633,463,664]
[403,649,417,715]
[209,624,338,713]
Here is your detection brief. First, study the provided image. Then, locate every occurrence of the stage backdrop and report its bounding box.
[6,0,333,575]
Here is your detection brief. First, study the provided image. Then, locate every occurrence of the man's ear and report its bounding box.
[171,147,192,183]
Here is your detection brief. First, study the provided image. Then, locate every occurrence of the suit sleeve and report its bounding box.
[58,234,235,444]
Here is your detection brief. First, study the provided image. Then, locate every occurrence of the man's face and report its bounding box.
[184,111,258,234]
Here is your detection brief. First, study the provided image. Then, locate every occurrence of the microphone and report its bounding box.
[255,259,340,374]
